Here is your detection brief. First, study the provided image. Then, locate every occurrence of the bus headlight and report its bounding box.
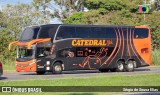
[46,61,50,65]
[29,62,36,66]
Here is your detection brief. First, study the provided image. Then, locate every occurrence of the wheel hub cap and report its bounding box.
[118,63,123,70]
[128,63,133,68]
[55,66,61,71]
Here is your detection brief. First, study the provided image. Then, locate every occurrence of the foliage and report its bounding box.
[64,12,84,24]
[152,49,160,65]
[84,0,142,12]
[143,12,160,49]
[85,0,125,11]
[64,0,144,24]
[64,9,108,24]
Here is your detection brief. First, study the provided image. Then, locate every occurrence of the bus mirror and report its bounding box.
[8,41,19,50]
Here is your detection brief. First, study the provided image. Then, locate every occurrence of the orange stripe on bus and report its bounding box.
[107,27,122,66]
[130,29,142,63]
[135,26,150,29]
[127,28,131,58]
[121,27,124,58]
[100,27,119,66]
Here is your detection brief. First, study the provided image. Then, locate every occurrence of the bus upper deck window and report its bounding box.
[56,26,75,40]
[20,27,40,42]
[134,28,149,39]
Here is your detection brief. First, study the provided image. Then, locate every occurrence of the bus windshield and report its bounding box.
[17,47,35,59]
[19,25,59,42]
[19,27,40,42]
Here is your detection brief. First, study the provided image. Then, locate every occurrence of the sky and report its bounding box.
[0,0,32,6]
[0,0,61,24]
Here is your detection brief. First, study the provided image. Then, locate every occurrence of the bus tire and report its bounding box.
[99,69,109,72]
[115,61,125,72]
[52,62,62,74]
[36,71,45,75]
[125,60,134,72]
[110,68,116,72]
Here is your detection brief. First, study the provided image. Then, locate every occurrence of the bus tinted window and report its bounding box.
[91,27,106,38]
[33,28,39,39]
[106,27,116,38]
[91,27,116,38]
[134,28,149,39]
[56,26,76,40]
[19,27,40,41]
[38,25,58,38]
[56,26,116,39]
[76,27,91,38]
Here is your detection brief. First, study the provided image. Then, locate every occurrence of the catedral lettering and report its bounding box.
[72,40,107,46]
[8,24,151,75]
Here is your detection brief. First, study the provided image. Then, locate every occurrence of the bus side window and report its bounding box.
[134,28,149,39]
[56,26,75,40]
[58,49,75,58]
[56,27,64,40]
[91,27,116,38]
[91,27,98,38]
[76,27,91,38]
[38,27,49,38]
[38,25,59,39]
[91,27,106,38]
[105,27,116,38]
[48,27,58,38]
[37,48,50,58]
[64,27,75,38]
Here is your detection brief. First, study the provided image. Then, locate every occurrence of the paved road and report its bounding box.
[0,66,160,81]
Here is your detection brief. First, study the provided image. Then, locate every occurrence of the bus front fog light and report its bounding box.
[46,67,50,70]
[46,61,50,65]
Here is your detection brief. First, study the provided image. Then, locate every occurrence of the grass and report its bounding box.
[2,59,15,72]
[1,74,160,86]
[152,49,160,66]
[0,92,102,95]
[0,74,160,95]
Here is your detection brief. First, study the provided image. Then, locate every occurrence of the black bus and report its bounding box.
[9,24,151,74]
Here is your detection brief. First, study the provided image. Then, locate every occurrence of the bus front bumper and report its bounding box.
[16,59,37,72]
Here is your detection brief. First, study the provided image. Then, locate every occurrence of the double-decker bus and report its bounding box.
[9,24,151,74]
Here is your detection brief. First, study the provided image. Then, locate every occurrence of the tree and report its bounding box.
[32,0,52,19]
[32,0,85,22]
[84,0,143,12]
[64,9,108,24]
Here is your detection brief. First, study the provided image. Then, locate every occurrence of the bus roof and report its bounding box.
[26,24,149,29]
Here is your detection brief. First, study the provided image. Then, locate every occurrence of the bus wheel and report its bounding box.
[99,69,109,72]
[110,68,116,72]
[36,71,45,75]
[125,60,134,72]
[115,61,125,72]
[52,62,62,74]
